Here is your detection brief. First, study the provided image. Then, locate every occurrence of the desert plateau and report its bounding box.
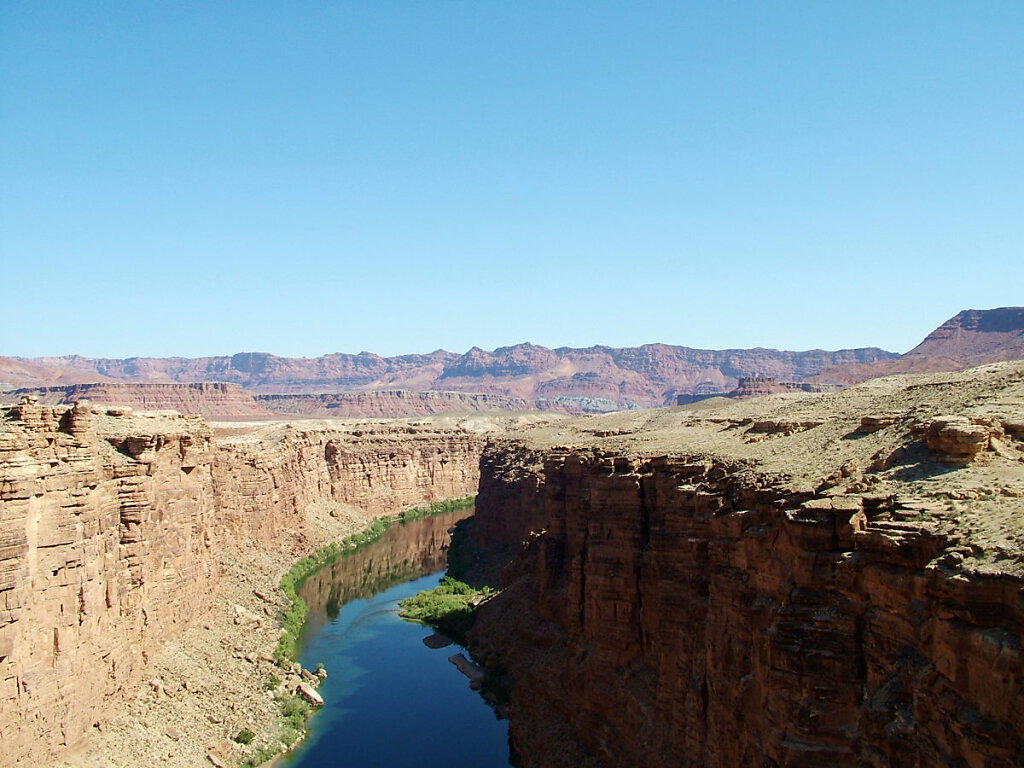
[2,308,1023,766]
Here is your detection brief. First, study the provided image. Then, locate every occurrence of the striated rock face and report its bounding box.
[0,404,220,761]
[0,405,484,764]
[471,448,1024,768]
[5,343,897,409]
[815,307,1024,385]
[2,382,275,420]
[254,389,576,417]
[211,421,483,537]
[467,365,1024,768]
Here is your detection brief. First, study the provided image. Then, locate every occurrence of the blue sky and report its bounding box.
[1,1,1021,358]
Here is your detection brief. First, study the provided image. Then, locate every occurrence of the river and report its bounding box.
[277,508,512,767]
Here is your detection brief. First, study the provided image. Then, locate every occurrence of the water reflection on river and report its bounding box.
[281,509,512,768]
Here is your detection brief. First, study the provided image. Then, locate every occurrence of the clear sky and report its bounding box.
[1,1,1021,359]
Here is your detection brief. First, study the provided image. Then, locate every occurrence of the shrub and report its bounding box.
[396,495,475,524]
[234,728,256,745]
[398,576,495,641]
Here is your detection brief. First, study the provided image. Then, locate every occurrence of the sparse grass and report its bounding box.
[396,495,475,524]
[240,744,281,768]
[262,675,281,691]
[236,692,314,767]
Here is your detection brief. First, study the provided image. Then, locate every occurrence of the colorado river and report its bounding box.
[278,509,512,767]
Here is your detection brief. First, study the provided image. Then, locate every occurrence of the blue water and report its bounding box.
[280,517,511,767]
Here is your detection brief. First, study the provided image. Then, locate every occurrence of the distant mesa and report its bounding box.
[678,375,844,404]
[0,382,275,420]
[812,307,1024,385]
[5,308,1021,418]
[1,342,897,418]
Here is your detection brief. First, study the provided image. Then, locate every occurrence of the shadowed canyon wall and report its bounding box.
[468,444,1024,768]
[0,402,482,763]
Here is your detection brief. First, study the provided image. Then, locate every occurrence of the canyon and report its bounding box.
[2,328,1023,766]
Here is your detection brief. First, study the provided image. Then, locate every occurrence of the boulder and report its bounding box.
[295,682,323,707]
[925,416,991,461]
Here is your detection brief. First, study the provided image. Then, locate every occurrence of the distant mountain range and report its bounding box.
[2,307,1021,417]
[1,343,896,412]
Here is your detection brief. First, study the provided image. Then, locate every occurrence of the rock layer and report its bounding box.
[2,382,275,420]
[254,389,573,417]
[4,343,897,409]
[0,404,483,764]
[466,364,1024,768]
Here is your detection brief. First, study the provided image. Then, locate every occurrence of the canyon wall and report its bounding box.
[467,365,1024,768]
[0,403,483,764]
[0,402,220,761]
[471,446,1023,767]
[254,389,569,417]
[2,382,275,419]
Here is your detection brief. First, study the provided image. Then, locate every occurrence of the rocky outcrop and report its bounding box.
[726,375,842,399]
[2,382,275,420]
[466,364,1024,768]
[0,403,483,764]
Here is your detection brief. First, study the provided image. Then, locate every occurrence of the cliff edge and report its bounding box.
[466,361,1024,767]
[0,403,487,766]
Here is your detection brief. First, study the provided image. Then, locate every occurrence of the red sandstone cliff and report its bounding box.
[2,382,276,420]
[253,389,575,417]
[0,402,221,760]
[815,307,1024,385]
[0,403,484,764]
[466,363,1024,767]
